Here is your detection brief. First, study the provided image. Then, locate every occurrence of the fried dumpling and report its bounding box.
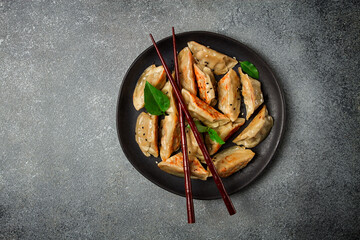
[218,69,241,121]
[181,89,230,128]
[210,146,255,178]
[178,47,197,95]
[133,65,166,110]
[160,114,181,161]
[233,105,273,148]
[205,118,245,155]
[238,67,264,120]
[187,41,238,75]
[186,125,204,162]
[194,64,217,106]
[161,81,178,115]
[135,112,159,157]
[158,152,209,180]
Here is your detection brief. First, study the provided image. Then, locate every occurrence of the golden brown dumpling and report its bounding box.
[205,118,245,155]
[233,105,273,148]
[178,47,197,95]
[238,67,264,120]
[187,41,238,75]
[133,65,166,110]
[185,125,204,163]
[210,146,255,178]
[194,64,217,106]
[161,81,178,115]
[135,112,159,157]
[160,114,181,161]
[217,69,241,122]
[158,152,209,180]
[181,89,230,128]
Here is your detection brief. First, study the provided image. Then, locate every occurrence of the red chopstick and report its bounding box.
[150,31,236,215]
[172,27,195,223]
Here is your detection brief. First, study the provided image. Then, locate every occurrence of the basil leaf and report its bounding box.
[208,128,225,145]
[240,61,259,79]
[186,121,208,133]
[144,81,170,115]
[194,120,208,133]
[187,120,225,145]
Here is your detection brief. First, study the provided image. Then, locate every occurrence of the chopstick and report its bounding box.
[150,31,236,215]
[172,27,195,223]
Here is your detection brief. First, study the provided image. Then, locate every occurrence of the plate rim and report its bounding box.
[116,30,286,199]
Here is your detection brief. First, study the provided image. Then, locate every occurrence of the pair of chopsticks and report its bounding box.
[150,28,236,223]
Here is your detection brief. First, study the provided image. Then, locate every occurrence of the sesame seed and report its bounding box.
[230,104,232,106]
[143,133,145,136]
[233,108,236,110]
[145,139,147,141]
[207,91,209,93]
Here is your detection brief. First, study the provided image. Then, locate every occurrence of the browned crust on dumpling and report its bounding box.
[238,67,264,120]
[158,152,208,180]
[210,146,255,178]
[194,64,217,106]
[181,89,230,128]
[178,47,197,95]
[218,69,241,121]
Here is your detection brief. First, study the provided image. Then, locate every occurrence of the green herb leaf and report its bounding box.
[187,120,225,145]
[144,81,170,115]
[186,121,208,132]
[208,128,225,145]
[194,120,208,133]
[240,61,259,79]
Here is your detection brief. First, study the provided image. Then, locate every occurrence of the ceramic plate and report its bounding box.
[116,31,286,199]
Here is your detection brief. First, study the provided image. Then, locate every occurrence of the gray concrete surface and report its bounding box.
[1,0,359,239]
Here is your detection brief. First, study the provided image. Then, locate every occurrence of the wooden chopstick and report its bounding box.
[172,27,195,223]
[150,31,236,215]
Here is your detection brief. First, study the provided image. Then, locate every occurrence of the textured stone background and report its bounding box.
[1,0,359,239]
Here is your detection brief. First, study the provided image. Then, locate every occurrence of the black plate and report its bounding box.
[116,31,285,200]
